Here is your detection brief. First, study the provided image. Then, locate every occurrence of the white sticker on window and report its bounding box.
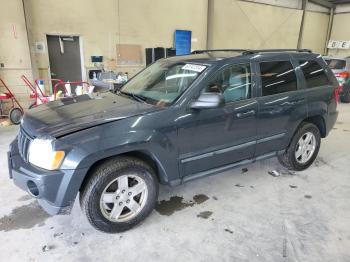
[182,64,206,72]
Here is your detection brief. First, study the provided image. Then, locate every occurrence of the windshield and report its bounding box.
[120,60,206,106]
[325,59,346,70]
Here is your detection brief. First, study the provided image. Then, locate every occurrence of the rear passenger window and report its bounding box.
[299,60,330,88]
[259,61,297,96]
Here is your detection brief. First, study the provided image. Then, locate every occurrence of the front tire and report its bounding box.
[80,157,158,233]
[278,122,321,171]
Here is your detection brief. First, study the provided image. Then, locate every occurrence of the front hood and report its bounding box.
[22,92,156,137]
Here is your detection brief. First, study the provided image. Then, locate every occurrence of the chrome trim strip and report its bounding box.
[181,140,256,163]
[182,151,278,183]
[180,133,284,164]
[256,133,285,144]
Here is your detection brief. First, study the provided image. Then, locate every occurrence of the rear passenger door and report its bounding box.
[254,56,308,156]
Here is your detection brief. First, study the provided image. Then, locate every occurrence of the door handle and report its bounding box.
[236,110,255,119]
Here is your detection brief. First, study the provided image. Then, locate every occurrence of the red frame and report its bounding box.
[0,78,23,116]
[21,75,59,106]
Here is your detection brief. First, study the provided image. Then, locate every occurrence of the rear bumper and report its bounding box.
[340,82,350,97]
[325,110,338,136]
[340,90,347,98]
[340,92,349,100]
[8,139,88,215]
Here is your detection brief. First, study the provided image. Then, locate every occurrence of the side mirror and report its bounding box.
[190,92,225,109]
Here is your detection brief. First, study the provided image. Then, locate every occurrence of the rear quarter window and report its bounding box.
[299,60,331,88]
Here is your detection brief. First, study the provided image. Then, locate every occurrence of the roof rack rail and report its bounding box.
[191,48,312,55]
[243,49,312,55]
[191,49,249,54]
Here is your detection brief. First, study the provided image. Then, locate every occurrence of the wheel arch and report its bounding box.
[79,150,168,193]
[303,115,326,138]
[285,114,326,150]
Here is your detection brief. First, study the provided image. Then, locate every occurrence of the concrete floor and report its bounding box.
[0,105,350,262]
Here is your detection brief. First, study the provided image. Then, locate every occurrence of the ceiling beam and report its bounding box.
[297,0,308,49]
[324,7,334,55]
[309,0,334,8]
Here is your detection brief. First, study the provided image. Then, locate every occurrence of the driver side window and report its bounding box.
[204,63,252,103]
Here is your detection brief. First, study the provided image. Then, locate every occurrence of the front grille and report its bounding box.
[18,127,33,162]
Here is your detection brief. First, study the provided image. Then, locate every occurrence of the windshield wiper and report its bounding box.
[118,91,147,103]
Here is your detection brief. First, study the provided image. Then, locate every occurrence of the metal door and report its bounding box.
[47,35,82,91]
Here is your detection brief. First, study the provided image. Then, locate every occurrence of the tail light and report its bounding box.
[338,84,344,93]
[334,86,340,104]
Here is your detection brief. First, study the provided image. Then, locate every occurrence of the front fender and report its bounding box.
[57,121,179,185]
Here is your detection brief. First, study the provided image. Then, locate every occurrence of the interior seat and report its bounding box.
[223,73,248,102]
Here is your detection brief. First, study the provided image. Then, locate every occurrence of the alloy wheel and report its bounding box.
[295,132,316,164]
[100,174,148,222]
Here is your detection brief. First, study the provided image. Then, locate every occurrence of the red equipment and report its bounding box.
[334,70,349,79]
[21,75,63,108]
[0,78,23,124]
[53,81,90,100]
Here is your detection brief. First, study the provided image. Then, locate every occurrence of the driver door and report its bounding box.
[177,63,258,177]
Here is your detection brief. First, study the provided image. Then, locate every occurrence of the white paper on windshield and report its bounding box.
[182,64,206,72]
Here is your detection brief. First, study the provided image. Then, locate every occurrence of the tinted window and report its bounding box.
[299,60,330,88]
[259,61,297,96]
[204,64,251,103]
[325,59,346,70]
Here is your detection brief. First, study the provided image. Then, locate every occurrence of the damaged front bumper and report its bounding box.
[7,139,88,215]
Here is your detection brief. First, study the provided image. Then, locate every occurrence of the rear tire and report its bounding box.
[278,122,321,171]
[8,107,23,125]
[80,157,158,233]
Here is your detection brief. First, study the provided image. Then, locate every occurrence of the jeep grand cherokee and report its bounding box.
[8,49,338,232]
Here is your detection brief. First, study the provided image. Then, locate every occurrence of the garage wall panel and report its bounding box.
[0,0,34,110]
[24,0,208,81]
[118,0,208,51]
[24,0,118,74]
[116,0,208,76]
[208,0,303,49]
[328,12,350,57]
[301,11,329,54]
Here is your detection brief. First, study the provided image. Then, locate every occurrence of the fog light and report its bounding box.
[27,180,39,197]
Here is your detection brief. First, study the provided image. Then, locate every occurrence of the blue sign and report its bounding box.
[174,30,192,55]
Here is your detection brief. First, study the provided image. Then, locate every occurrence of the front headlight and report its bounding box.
[28,138,65,170]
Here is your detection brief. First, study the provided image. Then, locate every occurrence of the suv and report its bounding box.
[323,56,350,102]
[8,49,338,233]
